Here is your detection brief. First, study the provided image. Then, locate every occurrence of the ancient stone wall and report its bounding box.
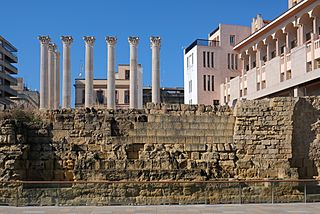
[1,97,320,183]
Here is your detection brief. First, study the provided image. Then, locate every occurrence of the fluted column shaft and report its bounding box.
[106,37,117,109]
[54,51,60,109]
[128,37,139,109]
[48,43,56,109]
[61,36,73,108]
[150,36,161,104]
[38,36,51,110]
[84,36,95,108]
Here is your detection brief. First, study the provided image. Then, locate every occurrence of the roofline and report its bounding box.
[234,0,315,50]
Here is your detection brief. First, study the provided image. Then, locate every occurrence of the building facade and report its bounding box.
[221,0,320,105]
[143,87,184,105]
[0,35,18,108]
[11,78,39,109]
[184,24,251,105]
[74,64,143,109]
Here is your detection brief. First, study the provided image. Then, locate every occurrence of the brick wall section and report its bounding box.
[233,97,299,179]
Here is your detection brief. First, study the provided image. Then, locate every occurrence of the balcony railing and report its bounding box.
[185,39,220,54]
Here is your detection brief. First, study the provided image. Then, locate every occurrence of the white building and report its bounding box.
[221,0,320,105]
[184,24,251,105]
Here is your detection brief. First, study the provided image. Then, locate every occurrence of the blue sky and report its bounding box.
[1,0,287,105]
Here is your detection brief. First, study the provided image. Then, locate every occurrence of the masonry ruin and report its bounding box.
[0,97,320,205]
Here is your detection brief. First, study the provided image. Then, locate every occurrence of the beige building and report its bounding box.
[11,78,39,109]
[221,0,320,105]
[0,35,18,108]
[74,64,143,108]
[184,24,251,105]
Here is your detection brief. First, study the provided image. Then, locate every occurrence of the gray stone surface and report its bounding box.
[1,203,320,214]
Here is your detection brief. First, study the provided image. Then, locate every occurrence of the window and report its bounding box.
[271,51,276,59]
[207,52,210,68]
[211,52,214,68]
[82,90,85,104]
[125,70,130,80]
[189,99,192,104]
[280,72,285,82]
[231,54,235,69]
[0,53,2,60]
[291,40,297,49]
[261,80,266,89]
[286,70,292,80]
[211,76,214,91]
[203,75,206,91]
[306,32,311,41]
[252,61,256,68]
[262,55,267,62]
[280,46,285,55]
[228,54,238,70]
[96,90,104,104]
[187,53,194,68]
[189,80,192,93]
[203,51,206,67]
[307,62,312,72]
[235,54,238,70]
[124,90,129,104]
[230,35,236,46]
[115,90,119,104]
[207,75,210,91]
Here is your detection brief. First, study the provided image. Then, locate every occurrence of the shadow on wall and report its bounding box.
[291,98,319,179]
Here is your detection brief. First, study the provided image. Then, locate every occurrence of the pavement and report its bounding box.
[0,203,320,214]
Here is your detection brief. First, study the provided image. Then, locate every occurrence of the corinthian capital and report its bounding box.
[48,43,57,52]
[128,36,140,46]
[38,36,51,45]
[106,36,117,46]
[61,36,73,46]
[83,36,95,46]
[150,36,161,48]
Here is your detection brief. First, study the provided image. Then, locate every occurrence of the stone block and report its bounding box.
[191,152,200,160]
[184,144,206,152]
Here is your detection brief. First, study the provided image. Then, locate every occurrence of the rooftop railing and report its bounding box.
[0,179,319,206]
[185,39,220,54]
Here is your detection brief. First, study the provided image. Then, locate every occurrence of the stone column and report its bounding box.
[38,36,51,110]
[314,16,319,38]
[48,43,56,110]
[311,33,315,70]
[61,36,73,108]
[150,36,161,104]
[83,36,95,108]
[106,36,117,109]
[128,36,140,109]
[248,54,252,70]
[266,43,270,61]
[54,51,60,109]
[275,38,280,56]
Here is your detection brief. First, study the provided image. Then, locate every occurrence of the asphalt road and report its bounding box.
[0,203,320,214]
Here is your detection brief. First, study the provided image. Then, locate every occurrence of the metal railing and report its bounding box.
[185,39,220,54]
[0,179,319,206]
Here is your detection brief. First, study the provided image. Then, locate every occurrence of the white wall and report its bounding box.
[184,48,198,104]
